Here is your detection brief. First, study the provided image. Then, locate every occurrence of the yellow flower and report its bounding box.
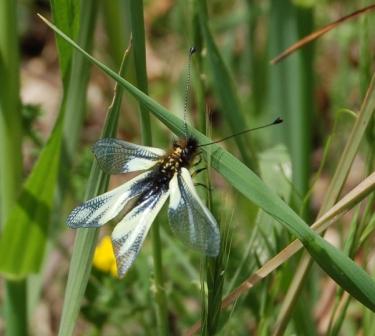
[93,236,118,277]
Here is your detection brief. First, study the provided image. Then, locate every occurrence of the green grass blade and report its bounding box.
[129,1,168,334]
[0,114,63,277]
[59,0,99,161]
[359,8,372,99]
[50,0,81,84]
[320,81,375,216]
[130,0,151,144]
[39,15,375,312]
[3,280,27,336]
[0,3,22,215]
[101,0,129,67]
[203,172,375,334]
[192,0,208,133]
[269,0,314,210]
[48,1,99,334]
[197,1,257,171]
[58,46,131,336]
[203,223,231,335]
[274,69,375,332]
[0,0,26,334]
[269,2,315,332]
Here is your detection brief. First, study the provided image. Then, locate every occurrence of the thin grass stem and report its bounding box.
[129,1,168,334]
[0,1,26,335]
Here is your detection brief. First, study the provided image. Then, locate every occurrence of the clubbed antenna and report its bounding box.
[183,46,197,139]
[199,117,284,147]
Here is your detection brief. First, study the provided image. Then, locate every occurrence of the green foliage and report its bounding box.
[42,13,375,313]
[1,1,374,335]
[0,0,26,334]
[58,45,130,336]
[197,0,257,169]
[0,114,63,278]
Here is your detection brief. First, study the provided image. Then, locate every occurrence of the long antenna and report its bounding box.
[183,46,196,139]
[199,117,284,147]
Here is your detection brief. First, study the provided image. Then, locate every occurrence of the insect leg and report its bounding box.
[191,167,207,177]
[194,154,203,166]
[194,183,212,192]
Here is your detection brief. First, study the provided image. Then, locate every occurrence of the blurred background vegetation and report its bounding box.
[0,0,374,335]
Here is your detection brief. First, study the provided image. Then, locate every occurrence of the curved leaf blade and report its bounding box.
[0,115,63,278]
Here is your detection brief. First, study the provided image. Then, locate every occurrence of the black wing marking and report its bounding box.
[168,168,220,256]
[67,171,152,228]
[111,188,170,278]
[92,138,165,174]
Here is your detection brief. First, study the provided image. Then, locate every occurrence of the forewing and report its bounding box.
[112,189,169,278]
[67,171,151,228]
[168,168,220,256]
[92,138,166,174]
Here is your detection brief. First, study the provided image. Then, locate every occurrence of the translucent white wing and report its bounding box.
[168,168,220,256]
[92,138,166,174]
[67,171,152,228]
[112,188,169,278]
